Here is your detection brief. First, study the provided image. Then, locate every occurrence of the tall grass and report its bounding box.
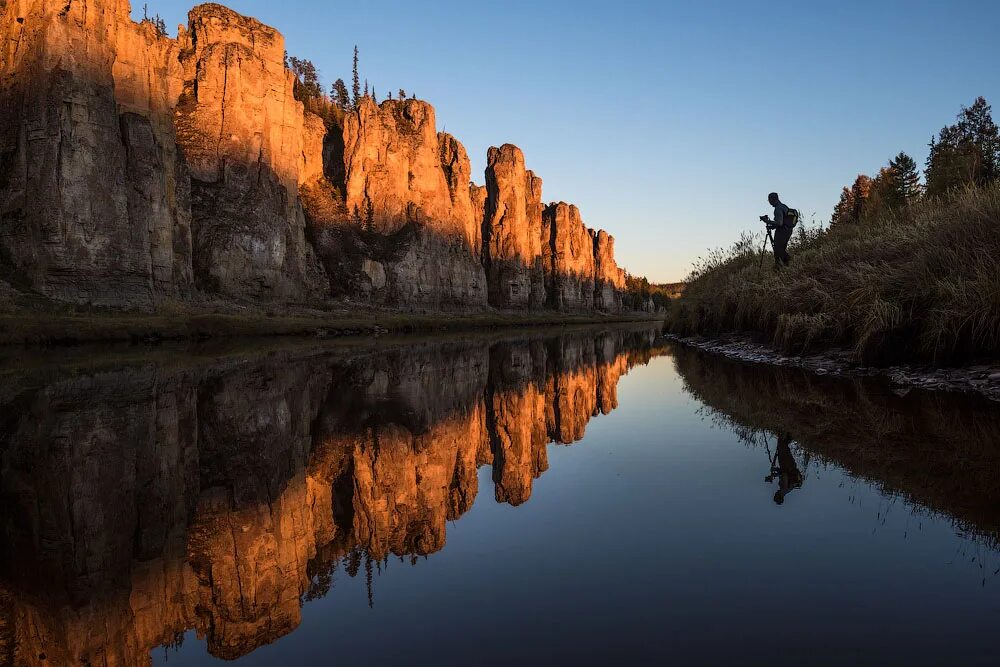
[667,184,1000,364]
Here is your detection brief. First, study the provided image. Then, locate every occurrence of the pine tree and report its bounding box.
[331,78,350,111]
[398,89,406,99]
[957,96,1000,185]
[288,56,322,103]
[888,151,922,204]
[926,97,1000,196]
[141,4,168,37]
[364,200,375,233]
[351,45,361,109]
[364,79,369,98]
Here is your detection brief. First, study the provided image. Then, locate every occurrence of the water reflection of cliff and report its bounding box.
[672,345,1000,544]
[0,326,659,665]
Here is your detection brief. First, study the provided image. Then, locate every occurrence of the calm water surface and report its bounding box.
[1,325,998,666]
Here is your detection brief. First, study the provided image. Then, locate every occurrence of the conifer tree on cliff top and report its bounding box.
[352,45,361,110]
[331,79,350,111]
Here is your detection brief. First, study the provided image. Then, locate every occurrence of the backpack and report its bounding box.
[784,207,800,228]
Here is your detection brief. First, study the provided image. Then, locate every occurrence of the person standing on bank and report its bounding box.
[760,192,794,269]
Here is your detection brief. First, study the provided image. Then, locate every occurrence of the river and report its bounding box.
[0,324,997,666]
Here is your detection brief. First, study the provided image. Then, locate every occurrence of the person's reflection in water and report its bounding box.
[765,433,803,505]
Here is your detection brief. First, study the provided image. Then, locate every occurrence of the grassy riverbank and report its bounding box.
[0,307,662,347]
[666,184,1000,364]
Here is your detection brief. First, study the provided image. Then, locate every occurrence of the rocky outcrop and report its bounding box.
[0,327,659,665]
[543,202,596,310]
[0,0,632,313]
[174,3,326,299]
[304,98,487,306]
[0,0,328,307]
[0,0,189,308]
[483,145,546,309]
[594,230,626,312]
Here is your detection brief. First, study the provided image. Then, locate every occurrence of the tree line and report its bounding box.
[831,97,1000,225]
[285,46,417,126]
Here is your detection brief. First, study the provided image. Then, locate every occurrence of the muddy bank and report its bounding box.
[0,309,663,348]
[664,333,1000,402]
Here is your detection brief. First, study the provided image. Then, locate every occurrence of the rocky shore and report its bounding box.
[665,333,1000,402]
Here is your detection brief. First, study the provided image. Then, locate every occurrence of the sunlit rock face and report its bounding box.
[305,98,488,306]
[543,203,597,311]
[483,144,547,309]
[174,3,327,299]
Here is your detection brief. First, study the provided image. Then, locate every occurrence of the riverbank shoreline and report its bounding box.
[663,333,1000,402]
[0,308,664,347]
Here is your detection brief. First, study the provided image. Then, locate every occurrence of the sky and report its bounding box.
[135,0,1000,282]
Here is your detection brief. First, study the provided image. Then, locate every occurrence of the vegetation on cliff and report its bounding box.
[667,99,1000,365]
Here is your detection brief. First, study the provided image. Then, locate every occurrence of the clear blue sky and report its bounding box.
[137,0,1000,282]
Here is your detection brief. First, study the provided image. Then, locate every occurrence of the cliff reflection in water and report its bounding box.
[0,326,660,665]
[672,345,1000,545]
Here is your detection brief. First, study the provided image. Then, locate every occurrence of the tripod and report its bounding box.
[757,224,776,274]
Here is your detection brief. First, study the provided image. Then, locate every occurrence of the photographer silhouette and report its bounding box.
[760,192,794,269]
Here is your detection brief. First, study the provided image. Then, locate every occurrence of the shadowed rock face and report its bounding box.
[0,0,183,308]
[594,230,626,312]
[0,327,659,664]
[0,0,327,307]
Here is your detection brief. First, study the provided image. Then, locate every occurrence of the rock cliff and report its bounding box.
[0,0,328,307]
[594,230,626,312]
[0,0,632,313]
[174,3,326,299]
[483,144,547,309]
[543,202,597,310]
[305,98,488,305]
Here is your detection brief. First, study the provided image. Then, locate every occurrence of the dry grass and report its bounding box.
[666,184,1000,364]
